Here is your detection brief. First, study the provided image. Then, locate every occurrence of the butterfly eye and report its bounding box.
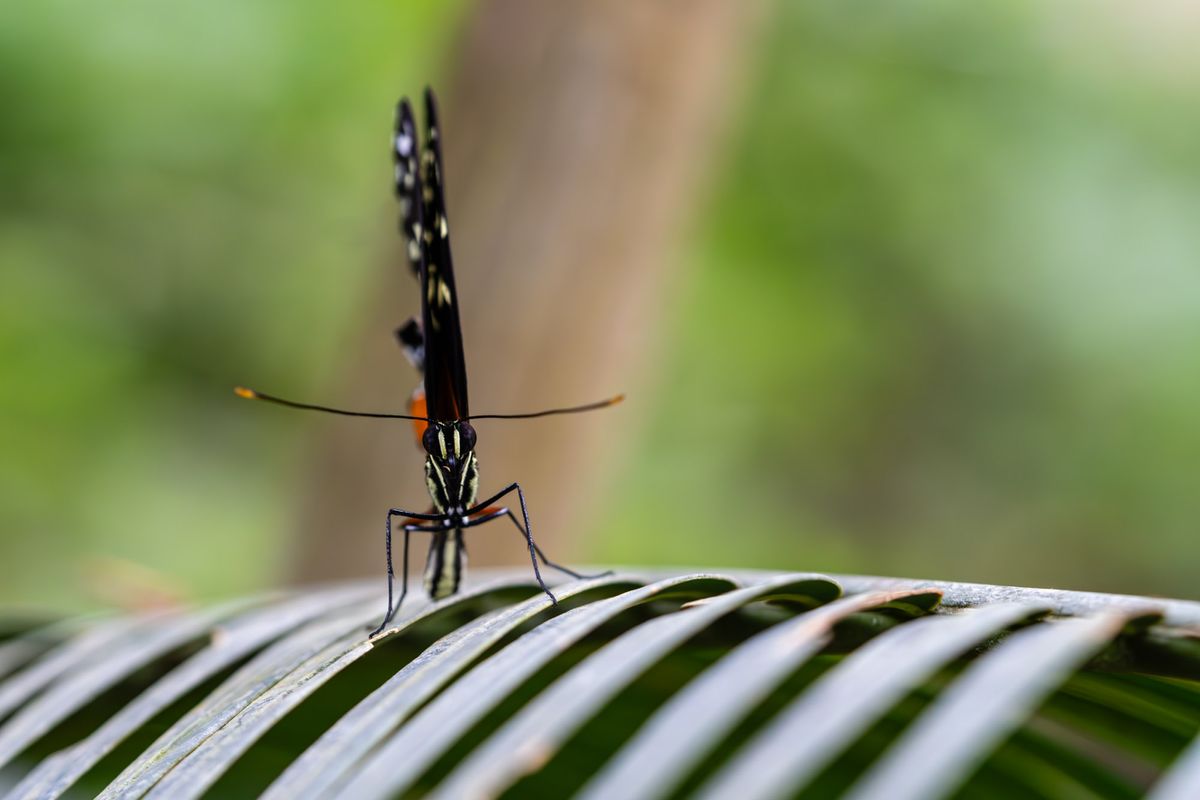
[460,423,477,452]
[422,425,439,455]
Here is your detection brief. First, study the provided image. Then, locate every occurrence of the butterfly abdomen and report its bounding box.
[423,529,466,599]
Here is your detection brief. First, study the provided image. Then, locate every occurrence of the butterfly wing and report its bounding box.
[393,99,423,278]
[418,89,470,421]
[392,89,470,422]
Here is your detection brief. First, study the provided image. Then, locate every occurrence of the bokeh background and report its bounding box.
[3,0,1199,613]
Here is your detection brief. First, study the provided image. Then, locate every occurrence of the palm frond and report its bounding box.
[0,569,1197,799]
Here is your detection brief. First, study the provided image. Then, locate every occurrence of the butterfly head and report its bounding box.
[422,421,479,515]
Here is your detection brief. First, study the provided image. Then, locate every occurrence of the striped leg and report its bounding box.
[466,506,611,582]
[507,511,613,581]
[371,508,445,637]
[464,483,555,605]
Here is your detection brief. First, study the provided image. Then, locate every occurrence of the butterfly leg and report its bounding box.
[493,509,612,581]
[371,508,445,637]
[466,483,556,606]
[465,499,611,582]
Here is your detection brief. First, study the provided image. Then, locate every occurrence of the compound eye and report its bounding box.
[422,425,439,455]
[460,423,477,451]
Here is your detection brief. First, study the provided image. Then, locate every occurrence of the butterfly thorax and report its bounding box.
[422,421,480,521]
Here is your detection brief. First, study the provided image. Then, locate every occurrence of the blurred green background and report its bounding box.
[3,0,1198,612]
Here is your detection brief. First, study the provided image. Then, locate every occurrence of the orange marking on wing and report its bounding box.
[409,389,428,444]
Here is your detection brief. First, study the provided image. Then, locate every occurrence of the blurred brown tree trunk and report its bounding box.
[290,0,765,583]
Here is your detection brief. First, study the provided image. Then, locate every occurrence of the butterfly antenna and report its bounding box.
[470,394,625,421]
[234,387,428,421]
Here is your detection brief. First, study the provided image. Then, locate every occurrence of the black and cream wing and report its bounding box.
[393,99,426,372]
[415,88,469,422]
[393,99,423,277]
[391,90,469,422]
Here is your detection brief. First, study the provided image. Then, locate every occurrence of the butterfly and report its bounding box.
[237,88,622,636]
